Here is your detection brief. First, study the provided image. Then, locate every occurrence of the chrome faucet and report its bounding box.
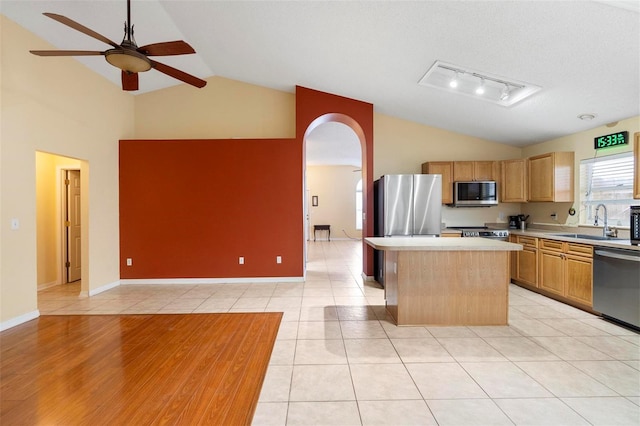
[594,204,616,238]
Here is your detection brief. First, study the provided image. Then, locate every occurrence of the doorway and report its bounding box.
[304,121,363,266]
[35,152,83,291]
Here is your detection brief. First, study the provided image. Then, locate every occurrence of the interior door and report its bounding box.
[66,170,81,282]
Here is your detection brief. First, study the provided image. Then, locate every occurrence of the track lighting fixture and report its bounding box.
[418,60,542,107]
[500,84,511,101]
[475,78,485,95]
[449,71,459,88]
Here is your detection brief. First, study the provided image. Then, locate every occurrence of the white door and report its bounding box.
[66,170,81,282]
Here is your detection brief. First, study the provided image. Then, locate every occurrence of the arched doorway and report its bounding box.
[295,86,374,279]
[304,121,362,244]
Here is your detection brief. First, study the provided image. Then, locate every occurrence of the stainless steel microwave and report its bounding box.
[451,181,498,207]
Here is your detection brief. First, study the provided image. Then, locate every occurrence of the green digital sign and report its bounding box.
[594,131,628,149]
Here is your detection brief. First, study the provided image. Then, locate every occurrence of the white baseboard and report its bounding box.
[37,281,59,291]
[88,280,120,296]
[361,272,376,282]
[120,277,305,285]
[1,310,40,332]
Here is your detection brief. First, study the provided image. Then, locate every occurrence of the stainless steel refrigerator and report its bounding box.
[373,174,442,285]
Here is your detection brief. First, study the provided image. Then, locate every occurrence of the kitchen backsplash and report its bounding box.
[441,203,521,228]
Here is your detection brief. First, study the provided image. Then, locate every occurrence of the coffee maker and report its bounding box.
[508,215,520,229]
[509,215,529,229]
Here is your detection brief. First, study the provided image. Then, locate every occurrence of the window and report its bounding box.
[580,152,639,227]
[355,179,363,230]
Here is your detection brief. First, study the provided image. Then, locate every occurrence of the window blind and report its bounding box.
[580,152,639,226]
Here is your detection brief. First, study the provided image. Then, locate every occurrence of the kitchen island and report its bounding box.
[365,237,522,326]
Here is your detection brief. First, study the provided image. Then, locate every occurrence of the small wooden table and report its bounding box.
[313,224,330,241]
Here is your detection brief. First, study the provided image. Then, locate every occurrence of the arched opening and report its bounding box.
[295,86,374,279]
[302,114,366,277]
[305,121,362,241]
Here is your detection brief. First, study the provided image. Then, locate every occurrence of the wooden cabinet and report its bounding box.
[538,239,593,306]
[441,232,462,238]
[453,161,496,181]
[501,159,527,203]
[422,161,453,204]
[514,235,538,287]
[528,152,574,202]
[634,132,640,199]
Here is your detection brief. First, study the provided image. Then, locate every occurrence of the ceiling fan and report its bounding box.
[29,0,207,91]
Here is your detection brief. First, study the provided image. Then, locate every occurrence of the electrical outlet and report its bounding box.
[276,256,282,264]
[551,212,558,221]
[126,258,132,266]
[239,257,244,265]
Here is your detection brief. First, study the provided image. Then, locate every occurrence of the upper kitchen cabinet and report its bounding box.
[634,132,640,199]
[501,159,527,203]
[453,161,497,181]
[422,161,453,204]
[528,152,575,202]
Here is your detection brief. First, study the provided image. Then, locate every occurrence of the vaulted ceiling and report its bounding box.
[2,0,639,167]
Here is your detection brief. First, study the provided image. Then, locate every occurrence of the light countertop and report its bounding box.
[509,229,640,251]
[365,237,522,251]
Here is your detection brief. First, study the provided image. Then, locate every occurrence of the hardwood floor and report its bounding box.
[0,313,282,425]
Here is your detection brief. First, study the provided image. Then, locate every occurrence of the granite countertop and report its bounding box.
[509,229,640,251]
[364,237,522,251]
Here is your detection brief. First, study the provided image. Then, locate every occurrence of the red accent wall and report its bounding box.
[295,86,375,276]
[119,139,303,279]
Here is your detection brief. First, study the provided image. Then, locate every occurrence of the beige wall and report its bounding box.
[521,116,640,227]
[373,113,524,226]
[1,16,135,326]
[307,166,362,240]
[35,152,82,289]
[373,113,523,177]
[134,76,296,139]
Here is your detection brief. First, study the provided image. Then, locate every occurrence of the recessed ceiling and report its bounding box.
[2,0,639,163]
[419,60,542,107]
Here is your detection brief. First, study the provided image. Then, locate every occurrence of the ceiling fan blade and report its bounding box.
[122,71,139,91]
[150,60,207,88]
[43,13,120,49]
[30,50,104,56]
[137,41,195,56]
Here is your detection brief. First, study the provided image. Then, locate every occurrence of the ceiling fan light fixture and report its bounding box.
[105,48,151,73]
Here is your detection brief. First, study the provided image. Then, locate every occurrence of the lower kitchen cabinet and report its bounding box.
[539,249,564,296]
[565,254,593,305]
[538,239,593,307]
[513,235,538,287]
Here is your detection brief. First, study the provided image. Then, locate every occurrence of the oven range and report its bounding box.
[447,226,509,241]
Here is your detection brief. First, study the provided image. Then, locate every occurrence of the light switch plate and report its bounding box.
[10,218,19,230]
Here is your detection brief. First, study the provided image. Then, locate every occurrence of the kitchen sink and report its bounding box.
[553,233,622,241]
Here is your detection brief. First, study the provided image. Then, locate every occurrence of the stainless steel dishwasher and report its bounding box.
[593,247,640,330]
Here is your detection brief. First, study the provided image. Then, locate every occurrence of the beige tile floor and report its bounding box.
[39,241,640,425]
